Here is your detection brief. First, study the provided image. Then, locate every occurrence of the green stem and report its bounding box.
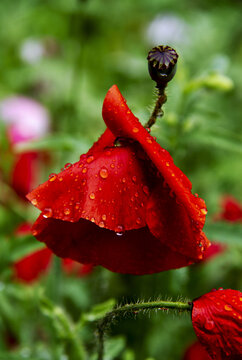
[97,299,192,360]
[145,86,167,129]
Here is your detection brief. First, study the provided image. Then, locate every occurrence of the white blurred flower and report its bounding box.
[0,97,50,144]
[20,38,45,64]
[146,14,190,47]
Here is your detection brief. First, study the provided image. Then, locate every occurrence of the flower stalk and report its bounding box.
[97,299,192,360]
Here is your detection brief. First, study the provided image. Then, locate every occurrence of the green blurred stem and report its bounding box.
[97,299,192,360]
[145,86,167,129]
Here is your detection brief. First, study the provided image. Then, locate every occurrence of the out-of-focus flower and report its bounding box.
[62,259,93,277]
[183,341,211,360]
[192,289,242,359]
[27,85,209,275]
[0,96,50,198]
[146,14,189,47]
[201,241,226,262]
[13,223,52,283]
[20,39,45,64]
[215,196,242,223]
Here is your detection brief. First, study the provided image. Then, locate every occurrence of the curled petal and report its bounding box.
[32,215,196,275]
[192,289,242,359]
[146,185,208,260]
[103,85,210,259]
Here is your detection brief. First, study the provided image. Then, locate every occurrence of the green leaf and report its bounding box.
[82,298,116,322]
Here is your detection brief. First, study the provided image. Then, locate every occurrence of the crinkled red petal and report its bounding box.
[27,140,156,231]
[146,185,208,260]
[14,248,52,283]
[102,85,210,259]
[192,289,242,360]
[32,214,195,275]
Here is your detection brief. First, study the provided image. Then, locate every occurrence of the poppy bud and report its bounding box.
[192,289,242,359]
[147,45,178,87]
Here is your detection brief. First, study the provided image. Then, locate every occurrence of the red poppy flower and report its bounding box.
[27,85,210,275]
[216,196,242,223]
[192,289,242,359]
[183,341,211,360]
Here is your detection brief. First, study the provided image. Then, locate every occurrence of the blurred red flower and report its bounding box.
[183,341,211,360]
[192,288,242,359]
[27,85,210,275]
[13,223,92,283]
[215,196,242,223]
[0,96,50,199]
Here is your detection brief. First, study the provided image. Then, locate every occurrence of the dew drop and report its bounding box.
[82,180,86,186]
[43,208,53,218]
[143,186,149,195]
[91,217,95,223]
[59,177,63,182]
[64,208,71,216]
[99,221,105,228]
[224,304,232,311]
[89,193,95,200]
[49,173,57,182]
[204,320,214,330]
[64,163,72,169]
[136,217,142,225]
[122,177,126,183]
[102,214,107,221]
[31,198,37,206]
[201,208,208,215]
[146,137,153,144]
[99,168,108,179]
[171,173,175,177]
[79,163,84,168]
[75,202,80,210]
[86,155,94,163]
[127,110,131,114]
[165,162,170,167]
[132,176,137,183]
[132,127,139,133]
[110,163,115,169]
[32,230,38,236]
[135,192,139,198]
[115,225,124,235]
[82,167,87,174]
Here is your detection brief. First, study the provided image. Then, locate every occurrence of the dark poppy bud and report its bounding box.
[147,45,178,87]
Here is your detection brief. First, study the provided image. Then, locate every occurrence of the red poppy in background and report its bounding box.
[183,341,211,360]
[192,289,242,359]
[27,85,210,275]
[215,196,242,223]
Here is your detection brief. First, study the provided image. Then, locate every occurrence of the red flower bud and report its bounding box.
[27,85,210,275]
[192,289,242,359]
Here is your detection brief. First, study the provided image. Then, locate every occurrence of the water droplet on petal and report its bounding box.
[49,173,57,182]
[165,162,170,167]
[99,168,108,179]
[86,155,94,163]
[64,208,71,216]
[115,225,124,236]
[82,167,87,174]
[224,304,232,311]
[136,217,142,225]
[110,163,115,169]
[31,198,37,205]
[143,186,149,195]
[204,320,214,330]
[59,177,63,182]
[91,217,95,223]
[122,178,126,183]
[102,214,107,221]
[89,193,95,200]
[135,192,139,198]
[146,137,153,144]
[99,221,105,228]
[32,230,38,236]
[75,202,80,210]
[43,208,53,218]
[64,163,72,169]
[79,163,84,168]
[201,208,208,215]
[132,127,139,133]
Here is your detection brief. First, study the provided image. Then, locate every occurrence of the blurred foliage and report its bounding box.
[0,0,241,359]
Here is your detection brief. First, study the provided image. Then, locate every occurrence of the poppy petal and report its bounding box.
[146,185,208,260]
[32,214,195,275]
[27,140,156,231]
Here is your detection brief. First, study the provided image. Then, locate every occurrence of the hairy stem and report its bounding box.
[145,86,167,129]
[97,299,192,360]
